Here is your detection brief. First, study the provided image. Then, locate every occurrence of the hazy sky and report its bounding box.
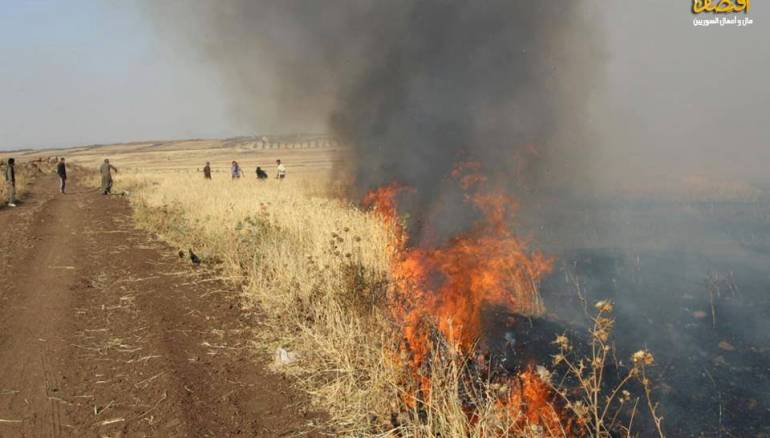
[0,1,235,150]
[1,0,768,180]
[597,1,770,181]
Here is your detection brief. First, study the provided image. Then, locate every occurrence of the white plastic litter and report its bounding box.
[274,347,298,366]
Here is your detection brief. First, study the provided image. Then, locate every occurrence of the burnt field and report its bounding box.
[531,196,770,436]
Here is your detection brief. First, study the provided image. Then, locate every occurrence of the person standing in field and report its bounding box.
[203,161,212,179]
[56,157,67,194]
[4,158,16,207]
[231,161,241,179]
[276,159,286,180]
[100,159,118,195]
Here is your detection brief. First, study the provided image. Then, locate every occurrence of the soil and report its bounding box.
[0,175,322,437]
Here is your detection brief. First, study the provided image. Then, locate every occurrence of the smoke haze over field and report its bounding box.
[595,1,770,190]
[143,0,603,239]
[3,0,768,193]
[140,1,770,196]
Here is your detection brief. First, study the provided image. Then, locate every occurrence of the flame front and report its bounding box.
[366,162,573,433]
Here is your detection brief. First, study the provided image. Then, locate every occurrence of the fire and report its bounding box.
[362,182,407,219]
[496,369,569,435]
[366,162,573,433]
[392,189,552,361]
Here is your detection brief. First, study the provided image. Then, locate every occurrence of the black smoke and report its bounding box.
[142,0,602,241]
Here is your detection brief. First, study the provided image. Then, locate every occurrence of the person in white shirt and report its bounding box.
[276,159,287,179]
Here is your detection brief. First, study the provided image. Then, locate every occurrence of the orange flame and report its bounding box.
[366,162,573,433]
[496,368,571,435]
[362,182,408,219]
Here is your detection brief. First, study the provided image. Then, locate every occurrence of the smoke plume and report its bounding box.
[143,0,602,241]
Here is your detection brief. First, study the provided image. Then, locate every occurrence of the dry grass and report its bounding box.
[121,171,401,434]
[549,301,664,438]
[0,173,27,204]
[0,160,54,205]
[105,162,664,437]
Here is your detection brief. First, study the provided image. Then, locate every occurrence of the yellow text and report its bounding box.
[692,0,750,14]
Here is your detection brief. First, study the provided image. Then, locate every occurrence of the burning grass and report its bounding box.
[363,165,566,433]
[117,169,665,437]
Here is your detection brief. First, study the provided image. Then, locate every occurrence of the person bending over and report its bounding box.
[100,159,118,195]
[256,166,268,180]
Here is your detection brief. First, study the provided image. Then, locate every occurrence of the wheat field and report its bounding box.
[120,169,413,434]
[109,158,660,437]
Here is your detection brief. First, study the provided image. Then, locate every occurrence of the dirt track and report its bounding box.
[0,175,319,437]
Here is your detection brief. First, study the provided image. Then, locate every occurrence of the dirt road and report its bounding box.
[0,175,319,437]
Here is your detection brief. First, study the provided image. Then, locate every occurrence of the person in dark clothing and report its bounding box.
[56,158,67,193]
[4,158,16,207]
[256,166,268,180]
[203,161,212,179]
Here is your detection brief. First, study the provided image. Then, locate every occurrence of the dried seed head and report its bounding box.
[535,365,551,383]
[632,350,655,366]
[553,335,570,350]
[572,401,589,418]
[594,300,614,313]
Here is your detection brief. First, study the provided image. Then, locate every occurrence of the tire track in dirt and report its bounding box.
[0,175,322,437]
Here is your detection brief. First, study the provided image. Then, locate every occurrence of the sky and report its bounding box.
[0,1,235,150]
[597,1,770,182]
[1,0,768,182]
